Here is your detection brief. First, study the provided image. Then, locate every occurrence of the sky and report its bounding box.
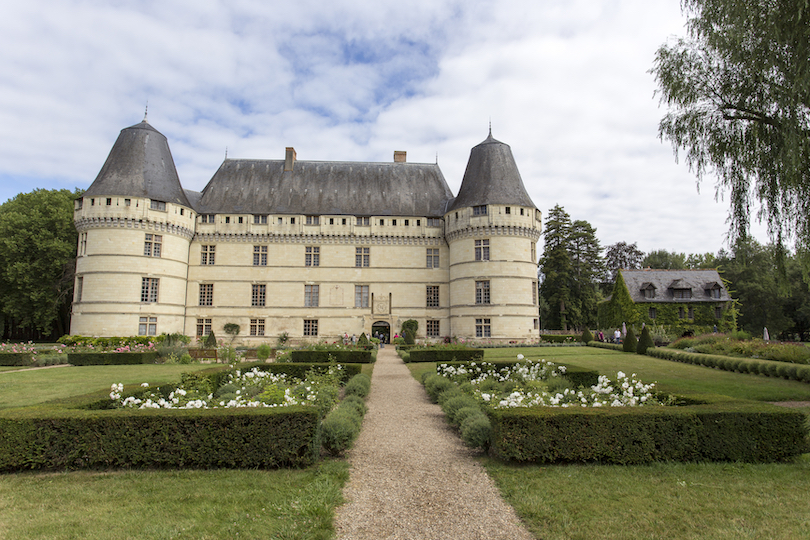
[0,0,771,256]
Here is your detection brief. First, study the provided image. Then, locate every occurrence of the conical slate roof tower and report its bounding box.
[84,120,191,208]
[448,131,536,212]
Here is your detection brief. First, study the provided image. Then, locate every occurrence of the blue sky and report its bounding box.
[0,0,770,255]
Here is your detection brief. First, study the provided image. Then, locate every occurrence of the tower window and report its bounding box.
[201,245,215,265]
[475,318,491,337]
[141,278,159,303]
[475,281,490,304]
[473,205,487,215]
[475,239,490,261]
[144,234,162,257]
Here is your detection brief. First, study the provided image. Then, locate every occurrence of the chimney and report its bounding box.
[394,150,406,163]
[285,147,297,171]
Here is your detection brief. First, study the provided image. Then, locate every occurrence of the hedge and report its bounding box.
[587,341,624,352]
[0,353,33,366]
[406,349,484,363]
[489,397,809,464]
[290,350,373,364]
[68,352,159,366]
[239,362,362,384]
[0,407,319,471]
[539,334,579,343]
[438,360,599,389]
[645,347,810,384]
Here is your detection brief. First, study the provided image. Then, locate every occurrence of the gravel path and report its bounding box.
[334,347,534,540]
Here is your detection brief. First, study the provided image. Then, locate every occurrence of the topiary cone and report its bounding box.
[623,327,638,353]
[637,325,654,355]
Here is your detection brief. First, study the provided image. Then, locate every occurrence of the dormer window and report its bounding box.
[473,205,487,216]
[150,200,166,211]
[673,289,692,299]
[640,282,656,299]
[705,282,723,299]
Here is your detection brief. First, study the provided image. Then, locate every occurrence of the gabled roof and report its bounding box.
[619,269,731,303]
[447,131,536,212]
[84,121,191,208]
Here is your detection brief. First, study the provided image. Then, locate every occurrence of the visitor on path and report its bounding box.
[614,329,621,344]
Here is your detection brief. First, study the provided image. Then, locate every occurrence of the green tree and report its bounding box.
[642,250,687,269]
[539,206,604,330]
[0,188,82,337]
[604,241,644,282]
[652,0,810,263]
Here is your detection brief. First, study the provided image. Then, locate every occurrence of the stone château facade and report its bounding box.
[70,119,542,343]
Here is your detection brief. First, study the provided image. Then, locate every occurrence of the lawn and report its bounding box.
[0,363,218,410]
[409,345,810,539]
[0,460,348,540]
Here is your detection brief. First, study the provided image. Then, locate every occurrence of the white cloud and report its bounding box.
[0,0,773,255]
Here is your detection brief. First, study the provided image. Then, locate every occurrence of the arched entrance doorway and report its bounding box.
[371,320,390,344]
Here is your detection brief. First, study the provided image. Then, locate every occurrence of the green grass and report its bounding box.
[0,364,216,410]
[0,460,348,540]
[484,456,810,540]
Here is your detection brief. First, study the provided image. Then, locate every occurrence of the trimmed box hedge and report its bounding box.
[645,347,810,384]
[68,352,159,366]
[290,350,373,364]
[406,349,485,363]
[0,407,319,471]
[489,396,809,464]
[0,353,33,366]
[539,334,579,343]
[438,360,599,388]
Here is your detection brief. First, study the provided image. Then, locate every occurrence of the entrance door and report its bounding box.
[371,321,390,344]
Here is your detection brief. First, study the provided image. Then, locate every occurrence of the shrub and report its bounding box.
[442,395,479,424]
[0,353,32,366]
[341,395,368,416]
[637,326,654,355]
[344,374,371,398]
[401,319,418,338]
[290,350,373,364]
[623,327,638,353]
[460,413,492,450]
[403,329,415,345]
[581,328,594,343]
[68,352,158,366]
[257,344,273,361]
[357,333,369,347]
[424,374,453,402]
[319,409,360,456]
[454,406,483,426]
[224,323,240,337]
[204,331,217,349]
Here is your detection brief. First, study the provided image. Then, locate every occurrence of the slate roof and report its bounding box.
[620,269,731,303]
[84,121,191,208]
[447,131,536,212]
[195,159,454,217]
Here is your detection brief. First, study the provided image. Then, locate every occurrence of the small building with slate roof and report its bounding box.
[70,121,542,343]
[598,268,736,334]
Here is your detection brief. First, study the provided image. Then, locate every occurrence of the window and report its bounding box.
[649,307,657,319]
[144,234,162,257]
[475,280,490,304]
[306,215,319,225]
[200,214,214,223]
[678,307,685,319]
[179,208,184,215]
[252,284,266,307]
[427,218,441,227]
[196,318,212,336]
[305,246,320,266]
[355,247,370,267]
[475,318,491,337]
[278,217,283,225]
[138,316,157,336]
[290,217,295,224]
[416,219,421,226]
[427,286,440,308]
[253,245,268,266]
[355,285,369,308]
[534,318,539,330]
[392,219,397,226]
[106,198,112,206]
[305,284,319,307]
[91,198,95,206]
[674,289,692,299]
[427,248,439,268]
[532,282,537,305]
[709,288,721,299]
[531,242,536,264]
[75,276,83,302]
[427,320,440,337]
[688,306,694,319]
[225,216,230,224]
[521,208,525,216]
[150,200,166,211]
[404,219,409,226]
[342,218,347,225]
[505,207,511,214]
[475,239,490,261]
[250,319,265,336]
[643,288,655,299]
[201,245,215,265]
[253,215,268,224]
[304,319,318,336]
[238,216,243,224]
[329,218,334,225]
[473,205,487,215]
[76,198,83,210]
[356,217,370,226]
[715,306,723,319]
[379,219,385,226]
[199,283,213,306]
[80,232,87,256]
[141,278,159,303]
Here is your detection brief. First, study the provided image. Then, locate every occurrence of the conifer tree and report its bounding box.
[637,325,654,355]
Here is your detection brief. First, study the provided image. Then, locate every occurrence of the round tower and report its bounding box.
[71,120,195,337]
[445,131,542,342]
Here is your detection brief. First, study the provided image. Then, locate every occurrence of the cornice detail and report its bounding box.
[191,233,443,246]
[74,216,195,240]
[445,225,541,243]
